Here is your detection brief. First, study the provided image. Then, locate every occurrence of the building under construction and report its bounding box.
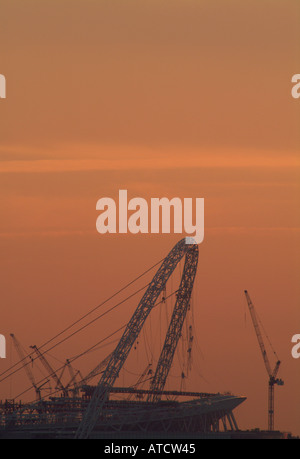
[0,239,287,439]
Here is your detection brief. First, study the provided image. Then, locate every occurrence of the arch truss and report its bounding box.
[75,238,199,438]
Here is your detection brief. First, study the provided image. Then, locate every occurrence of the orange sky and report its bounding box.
[0,0,300,436]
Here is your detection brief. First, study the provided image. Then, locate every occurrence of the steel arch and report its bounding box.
[75,237,199,438]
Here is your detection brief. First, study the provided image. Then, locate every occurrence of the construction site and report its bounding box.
[0,239,289,439]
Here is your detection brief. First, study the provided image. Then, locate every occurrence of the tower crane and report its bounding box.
[10,334,42,401]
[30,345,68,397]
[244,290,284,431]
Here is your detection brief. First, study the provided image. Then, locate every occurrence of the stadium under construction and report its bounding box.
[0,239,289,439]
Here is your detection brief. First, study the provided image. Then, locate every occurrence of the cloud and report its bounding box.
[0,144,299,174]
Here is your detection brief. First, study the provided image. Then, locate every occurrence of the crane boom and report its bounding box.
[244,291,273,377]
[244,290,284,431]
[10,334,41,401]
[30,345,68,397]
[64,359,83,397]
[78,353,113,388]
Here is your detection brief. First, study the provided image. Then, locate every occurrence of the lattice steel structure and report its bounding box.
[75,238,199,439]
[0,392,246,439]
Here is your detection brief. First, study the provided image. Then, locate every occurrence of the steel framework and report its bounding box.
[0,393,245,439]
[75,238,198,438]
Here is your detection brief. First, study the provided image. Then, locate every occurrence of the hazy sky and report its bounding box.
[1,0,299,151]
[0,0,300,436]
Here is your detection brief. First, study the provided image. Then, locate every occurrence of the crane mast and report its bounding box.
[244,290,284,431]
